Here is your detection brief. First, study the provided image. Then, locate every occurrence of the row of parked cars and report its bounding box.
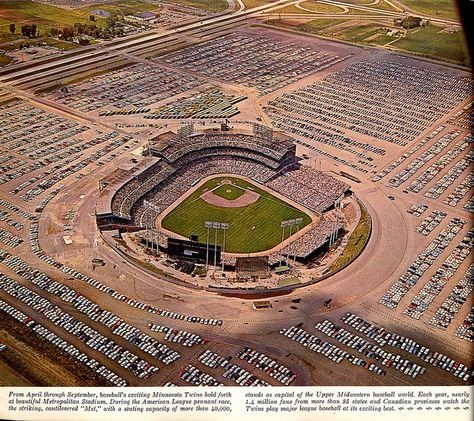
[0,228,23,248]
[407,132,468,194]
[51,62,202,113]
[315,320,423,378]
[198,350,269,387]
[0,299,127,386]
[237,347,297,386]
[405,233,472,320]
[426,147,474,201]
[464,197,474,213]
[424,139,473,201]
[430,263,474,330]
[149,323,206,347]
[99,107,150,117]
[281,325,386,376]
[0,273,158,380]
[18,135,129,202]
[407,203,428,217]
[180,364,223,386]
[341,312,473,381]
[380,217,466,309]
[1,248,180,367]
[443,170,474,208]
[456,309,473,342]
[388,130,460,188]
[372,126,443,183]
[415,210,446,236]
[29,221,223,327]
[0,198,37,221]
[0,209,24,231]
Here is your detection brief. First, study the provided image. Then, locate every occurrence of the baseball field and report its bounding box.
[161,177,312,253]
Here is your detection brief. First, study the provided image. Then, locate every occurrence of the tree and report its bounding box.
[21,25,30,37]
[89,14,96,22]
[61,26,75,40]
[31,24,37,38]
[9,23,15,34]
[74,22,85,34]
[402,16,422,29]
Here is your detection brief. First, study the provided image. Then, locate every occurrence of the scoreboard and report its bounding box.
[167,238,221,264]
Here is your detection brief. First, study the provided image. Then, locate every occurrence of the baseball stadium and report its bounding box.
[95,122,356,290]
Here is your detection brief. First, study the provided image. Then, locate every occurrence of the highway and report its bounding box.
[0,0,300,89]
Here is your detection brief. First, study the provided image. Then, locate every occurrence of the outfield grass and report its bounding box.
[162,177,312,253]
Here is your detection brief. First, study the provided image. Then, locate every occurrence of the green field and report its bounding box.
[166,0,228,12]
[388,25,470,65]
[242,0,273,9]
[266,17,469,66]
[279,1,345,14]
[400,0,459,20]
[0,0,162,48]
[161,177,312,253]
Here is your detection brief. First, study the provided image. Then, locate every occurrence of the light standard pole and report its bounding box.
[221,223,229,272]
[204,221,212,270]
[286,219,296,265]
[212,221,221,269]
[144,200,160,255]
[293,217,303,264]
[280,220,288,267]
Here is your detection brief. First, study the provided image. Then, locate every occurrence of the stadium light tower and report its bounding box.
[279,220,289,267]
[286,219,296,264]
[221,223,229,272]
[212,221,221,268]
[280,218,297,266]
[144,200,160,255]
[204,221,213,270]
[293,217,303,264]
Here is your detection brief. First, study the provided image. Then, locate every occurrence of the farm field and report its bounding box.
[164,0,228,12]
[401,0,459,20]
[266,17,469,66]
[386,25,470,66]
